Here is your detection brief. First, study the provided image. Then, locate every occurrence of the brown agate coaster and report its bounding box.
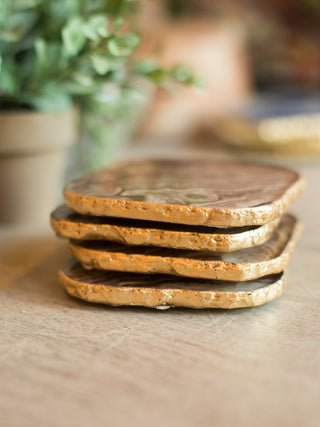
[63,158,303,227]
[69,214,301,281]
[59,259,286,309]
[51,205,281,252]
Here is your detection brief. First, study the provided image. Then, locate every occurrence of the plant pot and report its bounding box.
[0,109,77,226]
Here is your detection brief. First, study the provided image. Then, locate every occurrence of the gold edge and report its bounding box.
[59,266,285,309]
[52,213,280,252]
[63,175,304,227]
[68,218,300,281]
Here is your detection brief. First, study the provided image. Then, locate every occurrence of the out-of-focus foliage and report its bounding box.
[0,0,199,148]
[0,0,135,110]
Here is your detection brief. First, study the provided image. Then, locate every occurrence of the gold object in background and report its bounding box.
[214,95,320,155]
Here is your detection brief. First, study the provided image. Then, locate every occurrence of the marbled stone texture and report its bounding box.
[64,159,303,227]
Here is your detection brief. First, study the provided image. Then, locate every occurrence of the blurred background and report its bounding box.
[133,0,320,153]
[1,0,320,226]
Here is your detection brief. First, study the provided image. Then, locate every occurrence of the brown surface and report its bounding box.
[69,215,301,281]
[64,158,303,227]
[59,259,285,309]
[51,205,281,252]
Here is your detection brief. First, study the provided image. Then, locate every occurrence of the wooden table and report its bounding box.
[1,146,319,427]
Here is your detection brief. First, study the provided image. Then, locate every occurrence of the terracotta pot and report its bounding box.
[0,109,77,225]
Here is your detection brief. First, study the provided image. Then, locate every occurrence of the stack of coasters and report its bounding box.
[51,158,304,310]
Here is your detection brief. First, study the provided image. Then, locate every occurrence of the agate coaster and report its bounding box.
[64,159,303,227]
[69,214,301,281]
[59,259,286,309]
[51,205,280,252]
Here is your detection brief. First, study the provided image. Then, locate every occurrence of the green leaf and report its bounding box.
[34,38,46,67]
[108,33,139,56]
[90,54,110,75]
[170,65,203,87]
[82,25,98,42]
[48,0,80,28]
[62,16,86,56]
[34,42,68,73]
[147,69,167,85]
[172,66,193,83]
[12,0,41,10]
[61,79,95,95]
[83,14,109,41]
[73,73,94,88]
[0,63,18,95]
[191,76,205,88]
[132,59,159,75]
[113,17,123,32]
[0,11,37,42]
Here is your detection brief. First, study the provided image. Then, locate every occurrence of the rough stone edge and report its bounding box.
[68,219,302,281]
[58,263,286,309]
[63,176,304,227]
[50,209,281,252]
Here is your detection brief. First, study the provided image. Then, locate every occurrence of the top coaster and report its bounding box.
[64,159,303,227]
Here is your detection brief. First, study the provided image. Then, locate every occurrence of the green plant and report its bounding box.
[0,0,199,155]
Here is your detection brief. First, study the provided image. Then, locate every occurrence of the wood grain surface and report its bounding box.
[64,158,304,226]
[51,205,281,252]
[0,149,319,427]
[69,215,301,281]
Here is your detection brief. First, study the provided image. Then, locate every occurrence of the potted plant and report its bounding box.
[0,0,197,225]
